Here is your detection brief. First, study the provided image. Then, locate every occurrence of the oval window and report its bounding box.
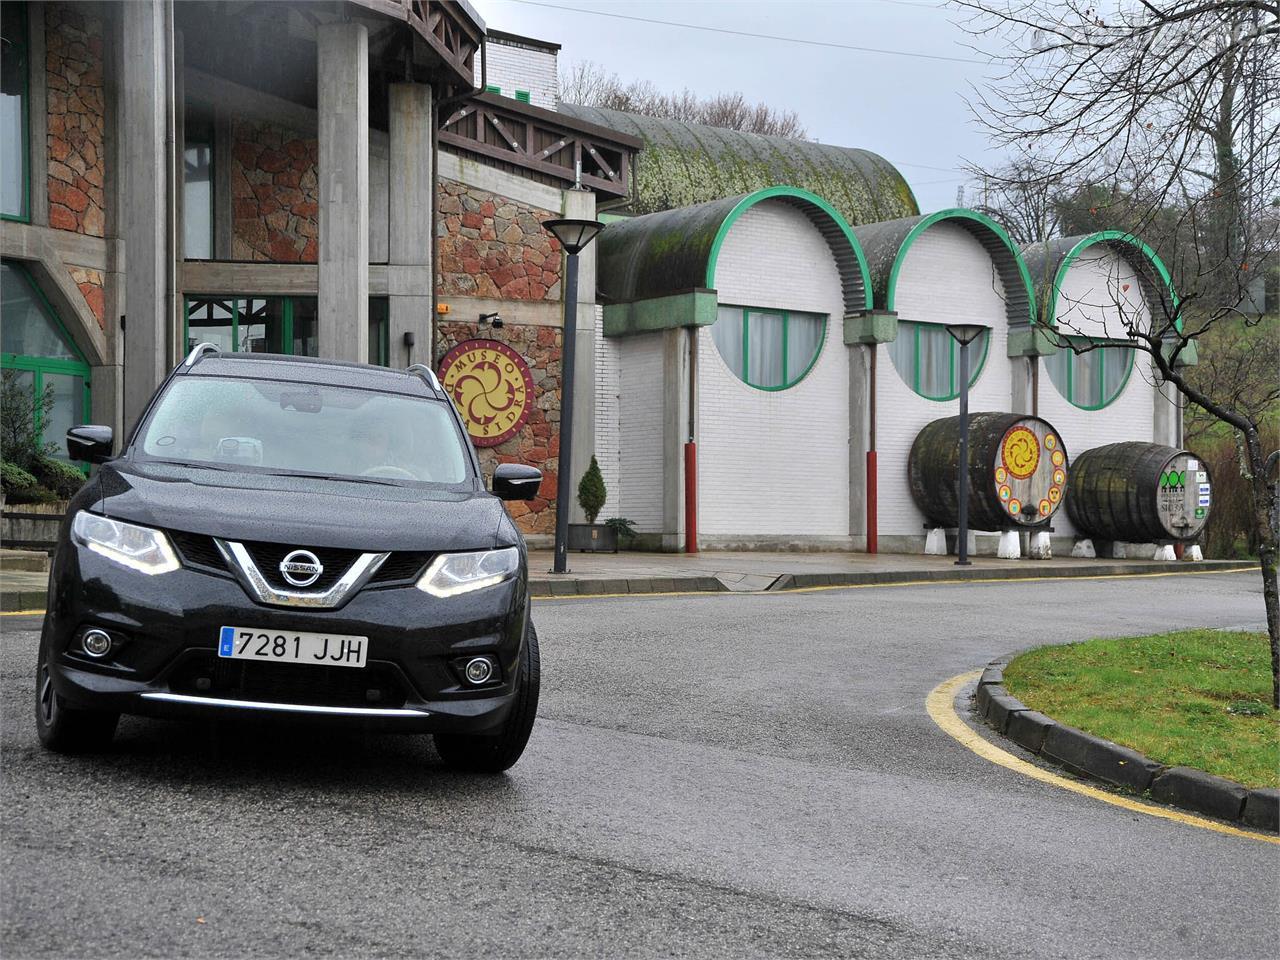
[1045,337,1134,409]
[710,305,826,391]
[887,320,989,401]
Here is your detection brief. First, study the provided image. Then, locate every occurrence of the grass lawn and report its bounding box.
[1003,629,1279,790]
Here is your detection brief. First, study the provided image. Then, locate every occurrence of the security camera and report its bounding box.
[479,311,504,329]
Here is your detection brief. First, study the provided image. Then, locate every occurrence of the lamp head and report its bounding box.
[945,323,987,346]
[542,218,605,255]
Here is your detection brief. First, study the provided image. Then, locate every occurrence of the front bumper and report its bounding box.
[42,545,529,734]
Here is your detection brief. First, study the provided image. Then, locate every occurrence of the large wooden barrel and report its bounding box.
[1067,443,1211,542]
[908,412,1068,529]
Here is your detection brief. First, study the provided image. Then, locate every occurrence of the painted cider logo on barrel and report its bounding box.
[1158,453,1211,533]
[995,422,1065,522]
[438,339,535,448]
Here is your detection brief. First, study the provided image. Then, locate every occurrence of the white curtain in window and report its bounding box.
[888,322,916,387]
[746,310,784,388]
[949,329,989,392]
[918,324,952,397]
[1075,350,1103,406]
[786,313,824,384]
[711,306,745,378]
[1101,345,1132,403]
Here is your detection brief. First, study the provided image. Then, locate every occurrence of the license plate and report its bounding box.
[218,626,368,668]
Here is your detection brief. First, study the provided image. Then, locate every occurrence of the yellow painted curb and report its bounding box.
[927,671,1279,846]
[1,609,44,617]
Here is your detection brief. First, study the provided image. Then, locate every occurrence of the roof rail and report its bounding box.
[406,363,442,391]
[183,342,220,368]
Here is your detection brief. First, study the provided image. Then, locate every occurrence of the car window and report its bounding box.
[138,376,469,484]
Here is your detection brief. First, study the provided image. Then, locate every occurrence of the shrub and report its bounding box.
[603,516,637,542]
[577,455,607,524]
[30,456,85,500]
[1195,429,1280,559]
[0,370,56,472]
[1,460,56,504]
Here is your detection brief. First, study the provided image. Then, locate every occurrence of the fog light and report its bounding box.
[81,629,113,658]
[464,657,494,685]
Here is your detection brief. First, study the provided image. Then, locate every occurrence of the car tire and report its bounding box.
[434,622,540,773]
[35,649,119,753]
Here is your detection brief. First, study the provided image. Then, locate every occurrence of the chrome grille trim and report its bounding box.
[140,692,428,717]
[214,539,390,609]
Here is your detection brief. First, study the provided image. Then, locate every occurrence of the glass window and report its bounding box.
[1045,337,1134,409]
[138,376,470,485]
[186,298,236,353]
[368,297,389,366]
[238,298,285,354]
[1,260,91,463]
[293,297,319,358]
[1,2,28,221]
[183,117,214,259]
[710,305,826,391]
[888,320,989,402]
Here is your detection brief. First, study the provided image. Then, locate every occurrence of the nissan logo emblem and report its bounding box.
[279,549,324,588]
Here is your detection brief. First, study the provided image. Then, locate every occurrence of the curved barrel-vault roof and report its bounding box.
[1021,230,1180,332]
[559,104,918,227]
[851,208,1036,329]
[597,186,872,316]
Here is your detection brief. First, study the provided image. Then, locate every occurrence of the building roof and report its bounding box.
[559,104,918,225]
[851,209,1036,328]
[597,186,870,315]
[1020,231,1180,331]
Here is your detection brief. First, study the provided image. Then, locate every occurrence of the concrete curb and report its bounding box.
[529,575,726,597]
[2,590,47,612]
[769,560,1252,591]
[973,664,1277,831]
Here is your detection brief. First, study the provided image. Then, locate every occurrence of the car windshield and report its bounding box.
[137,375,469,484]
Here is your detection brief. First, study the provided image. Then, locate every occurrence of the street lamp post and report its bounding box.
[945,323,987,566]
[542,217,604,574]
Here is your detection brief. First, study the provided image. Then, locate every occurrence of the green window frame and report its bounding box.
[888,320,990,402]
[184,295,391,365]
[1,1,31,223]
[515,89,531,104]
[1044,335,1135,410]
[711,304,827,391]
[1,260,93,464]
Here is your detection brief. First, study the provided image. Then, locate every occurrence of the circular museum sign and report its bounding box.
[438,339,535,447]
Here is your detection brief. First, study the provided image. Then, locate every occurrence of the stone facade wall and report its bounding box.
[435,321,563,537]
[45,2,106,237]
[68,266,105,329]
[437,178,562,301]
[230,121,319,262]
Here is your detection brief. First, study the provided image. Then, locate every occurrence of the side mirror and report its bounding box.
[492,463,542,501]
[67,425,114,464]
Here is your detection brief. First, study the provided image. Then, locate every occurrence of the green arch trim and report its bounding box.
[883,208,1037,325]
[1046,229,1181,333]
[703,185,873,311]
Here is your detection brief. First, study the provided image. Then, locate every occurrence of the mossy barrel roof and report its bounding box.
[559,104,918,227]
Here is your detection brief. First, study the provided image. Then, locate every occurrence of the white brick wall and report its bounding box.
[617,332,666,531]
[876,221,1014,538]
[1040,246,1159,537]
[593,305,624,520]
[474,39,559,110]
[698,201,850,539]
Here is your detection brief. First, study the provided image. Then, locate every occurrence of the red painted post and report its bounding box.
[866,450,878,554]
[684,441,698,553]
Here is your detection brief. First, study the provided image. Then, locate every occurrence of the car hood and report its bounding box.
[93,460,511,552]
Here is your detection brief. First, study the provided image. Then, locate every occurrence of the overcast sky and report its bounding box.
[469,0,1008,212]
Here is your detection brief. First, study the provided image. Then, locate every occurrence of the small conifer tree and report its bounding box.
[577,455,607,524]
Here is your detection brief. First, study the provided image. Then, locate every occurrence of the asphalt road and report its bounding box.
[2,570,1276,959]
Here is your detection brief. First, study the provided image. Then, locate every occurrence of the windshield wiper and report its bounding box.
[259,470,402,487]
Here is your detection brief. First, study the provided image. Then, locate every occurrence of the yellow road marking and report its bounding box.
[1,609,44,617]
[927,671,1279,845]
[535,565,1252,602]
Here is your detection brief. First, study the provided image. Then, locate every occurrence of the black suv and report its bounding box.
[36,346,544,772]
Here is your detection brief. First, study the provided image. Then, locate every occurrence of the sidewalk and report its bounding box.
[0,547,1253,610]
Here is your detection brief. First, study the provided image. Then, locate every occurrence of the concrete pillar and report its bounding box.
[660,326,690,550]
[387,83,434,368]
[1154,374,1183,447]
[564,187,598,523]
[847,344,872,547]
[1010,355,1034,415]
[120,0,170,430]
[317,22,368,362]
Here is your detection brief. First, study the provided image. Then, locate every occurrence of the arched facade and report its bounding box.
[850,210,1037,550]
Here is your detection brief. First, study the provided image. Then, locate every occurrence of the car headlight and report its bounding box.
[417,547,519,598]
[72,512,180,575]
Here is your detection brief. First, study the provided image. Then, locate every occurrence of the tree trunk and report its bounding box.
[1244,430,1280,707]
